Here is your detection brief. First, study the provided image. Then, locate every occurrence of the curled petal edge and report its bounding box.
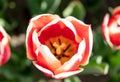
[66,16,93,65]
[102,14,116,48]
[33,61,83,80]
[26,14,60,60]
[0,35,10,66]
[32,31,61,71]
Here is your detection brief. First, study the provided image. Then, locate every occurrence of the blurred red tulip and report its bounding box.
[26,14,93,79]
[102,6,120,49]
[0,26,10,66]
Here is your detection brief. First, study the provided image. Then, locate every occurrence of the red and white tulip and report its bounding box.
[26,14,93,79]
[0,26,11,66]
[102,6,120,49]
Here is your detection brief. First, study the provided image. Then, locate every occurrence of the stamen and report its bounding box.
[63,44,71,53]
[48,41,56,54]
[50,41,55,49]
[45,36,77,64]
[58,38,61,45]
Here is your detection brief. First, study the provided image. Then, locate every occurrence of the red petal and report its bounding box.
[33,61,83,79]
[66,16,93,65]
[33,61,55,77]
[31,14,59,31]
[32,31,61,72]
[102,14,113,47]
[39,19,77,44]
[0,38,10,66]
[110,33,120,46]
[0,32,4,41]
[113,6,120,15]
[26,14,59,60]
[53,69,83,79]
[108,15,120,27]
[0,26,10,66]
[0,26,10,42]
[26,27,37,60]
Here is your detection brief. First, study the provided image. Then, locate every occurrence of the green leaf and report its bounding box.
[0,18,6,27]
[45,0,61,13]
[109,51,120,76]
[27,0,61,16]
[0,18,17,31]
[110,53,120,66]
[27,0,42,16]
[0,0,7,17]
[81,60,109,75]
[63,1,86,20]
[64,76,82,82]
[93,31,113,57]
[38,79,46,82]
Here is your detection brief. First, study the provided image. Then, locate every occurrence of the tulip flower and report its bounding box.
[102,6,120,49]
[26,14,93,79]
[0,26,11,66]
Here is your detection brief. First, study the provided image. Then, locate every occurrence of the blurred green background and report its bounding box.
[0,0,120,82]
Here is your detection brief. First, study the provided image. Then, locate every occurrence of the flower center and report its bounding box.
[45,36,77,64]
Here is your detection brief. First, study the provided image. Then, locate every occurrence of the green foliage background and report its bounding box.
[0,0,120,82]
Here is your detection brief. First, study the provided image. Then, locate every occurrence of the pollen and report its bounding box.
[45,36,77,64]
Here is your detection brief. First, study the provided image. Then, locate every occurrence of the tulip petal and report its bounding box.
[0,32,4,41]
[66,16,93,65]
[102,14,114,48]
[31,14,60,31]
[26,14,60,60]
[33,61,54,76]
[32,31,61,72]
[0,38,10,66]
[61,19,82,43]
[26,26,36,60]
[113,6,120,15]
[53,69,83,79]
[38,19,77,44]
[0,26,10,66]
[33,61,83,79]
[0,26,10,41]
[110,33,120,46]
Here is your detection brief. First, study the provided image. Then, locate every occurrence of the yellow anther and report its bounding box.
[53,42,67,55]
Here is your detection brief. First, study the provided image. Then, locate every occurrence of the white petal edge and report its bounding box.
[102,14,114,48]
[0,26,10,41]
[33,61,54,76]
[66,16,90,27]
[53,69,83,79]
[32,31,61,69]
[33,61,83,80]
[66,16,93,65]
[37,17,77,38]
[85,25,93,65]
[26,14,60,45]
